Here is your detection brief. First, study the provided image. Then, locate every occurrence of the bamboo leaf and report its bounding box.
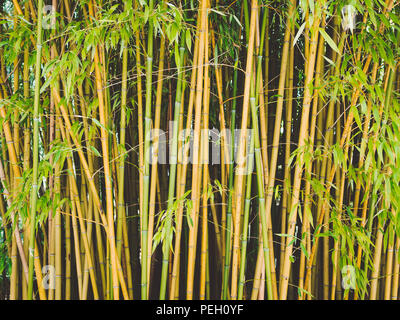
[293,22,306,47]
[319,28,339,53]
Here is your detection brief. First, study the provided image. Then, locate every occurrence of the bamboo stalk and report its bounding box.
[230,0,258,300]
[186,0,208,299]
[27,0,44,299]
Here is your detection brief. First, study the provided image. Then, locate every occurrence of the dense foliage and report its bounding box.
[0,0,399,300]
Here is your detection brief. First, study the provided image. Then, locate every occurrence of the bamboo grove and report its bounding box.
[0,0,399,300]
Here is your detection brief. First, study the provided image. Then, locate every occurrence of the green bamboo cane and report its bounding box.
[222,57,238,300]
[249,73,273,300]
[147,9,167,289]
[116,2,131,298]
[134,0,145,246]
[243,0,250,44]
[116,5,129,258]
[54,109,62,300]
[27,0,44,300]
[141,0,154,300]
[238,130,255,299]
[159,41,185,300]
[384,221,395,300]
[199,20,211,298]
